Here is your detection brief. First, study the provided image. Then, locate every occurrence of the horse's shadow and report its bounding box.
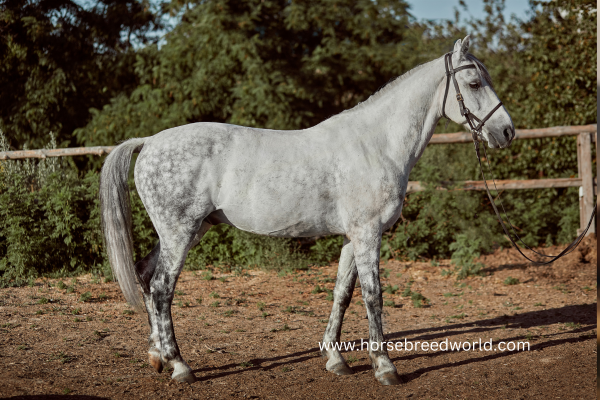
[191,303,596,382]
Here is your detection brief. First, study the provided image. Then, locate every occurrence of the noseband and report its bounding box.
[441,52,503,142]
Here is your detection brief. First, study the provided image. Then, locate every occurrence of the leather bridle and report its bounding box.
[442,52,504,142]
[442,51,596,265]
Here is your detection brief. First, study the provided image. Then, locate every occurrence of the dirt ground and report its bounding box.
[0,237,596,400]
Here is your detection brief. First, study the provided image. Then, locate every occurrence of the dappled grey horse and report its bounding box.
[100,37,514,385]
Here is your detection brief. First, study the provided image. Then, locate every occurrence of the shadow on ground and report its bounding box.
[191,303,596,381]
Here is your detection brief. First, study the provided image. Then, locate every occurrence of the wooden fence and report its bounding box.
[0,124,597,235]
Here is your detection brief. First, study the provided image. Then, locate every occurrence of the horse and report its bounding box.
[99,36,514,385]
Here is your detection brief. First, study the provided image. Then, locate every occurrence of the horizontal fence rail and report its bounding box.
[406,177,597,193]
[0,124,597,234]
[0,124,596,160]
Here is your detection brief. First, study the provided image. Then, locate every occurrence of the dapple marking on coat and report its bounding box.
[100,37,514,385]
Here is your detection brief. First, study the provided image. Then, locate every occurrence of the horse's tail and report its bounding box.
[99,137,147,312]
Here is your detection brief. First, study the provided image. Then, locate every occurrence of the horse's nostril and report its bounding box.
[503,128,510,139]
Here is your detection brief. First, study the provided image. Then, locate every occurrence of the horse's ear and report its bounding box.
[460,35,470,57]
[453,38,463,54]
[452,36,470,63]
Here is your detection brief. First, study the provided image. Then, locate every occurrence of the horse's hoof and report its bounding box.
[377,372,402,386]
[172,371,197,383]
[148,351,163,374]
[330,363,354,376]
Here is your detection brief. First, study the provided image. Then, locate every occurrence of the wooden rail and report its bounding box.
[0,124,597,235]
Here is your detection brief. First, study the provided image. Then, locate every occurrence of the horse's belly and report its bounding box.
[215,202,342,238]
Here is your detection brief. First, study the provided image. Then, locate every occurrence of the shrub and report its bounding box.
[0,133,105,286]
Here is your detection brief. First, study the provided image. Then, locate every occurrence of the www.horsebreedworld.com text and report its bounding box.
[319,338,530,352]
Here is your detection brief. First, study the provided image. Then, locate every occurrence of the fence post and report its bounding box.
[577,132,595,235]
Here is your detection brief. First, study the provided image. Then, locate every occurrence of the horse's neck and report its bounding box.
[330,57,445,175]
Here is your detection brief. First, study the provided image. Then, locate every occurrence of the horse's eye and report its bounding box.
[469,83,480,90]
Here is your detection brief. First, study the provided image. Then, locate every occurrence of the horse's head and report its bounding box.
[441,36,515,148]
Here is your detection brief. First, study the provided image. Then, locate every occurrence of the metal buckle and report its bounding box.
[456,93,463,101]
[471,129,483,142]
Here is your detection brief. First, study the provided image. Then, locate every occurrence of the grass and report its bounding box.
[210,301,220,308]
[257,302,266,311]
[123,309,134,315]
[346,355,359,364]
[504,277,520,285]
[98,293,107,300]
[37,297,49,304]
[383,300,395,308]
[209,291,220,298]
[196,298,203,305]
[325,289,334,301]
[383,284,399,295]
[261,312,269,318]
[355,301,363,306]
[311,285,325,294]
[175,290,184,296]
[401,280,414,297]
[79,292,92,302]
[565,322,582,329]
[224,309,235,317]
[57,281,67,290]
[201,271,213,281]
[239,361,254,368]
[71,308,81,315]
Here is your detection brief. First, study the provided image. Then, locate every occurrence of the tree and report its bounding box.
[0,0,162,148]
[75,0,466,147]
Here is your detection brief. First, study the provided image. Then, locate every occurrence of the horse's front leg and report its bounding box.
[352,227,401,385]
[322,237,357,375]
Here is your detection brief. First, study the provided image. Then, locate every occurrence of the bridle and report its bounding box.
[441,52,504,142]
[442,51,596,265]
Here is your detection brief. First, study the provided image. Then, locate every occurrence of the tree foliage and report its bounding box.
[0,0,161,148]
[75,0,464,146]
[0,0,596,281]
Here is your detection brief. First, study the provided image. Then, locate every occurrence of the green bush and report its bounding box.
[0,132,105,286]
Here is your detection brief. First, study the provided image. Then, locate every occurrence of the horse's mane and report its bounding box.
[329,52,494,121]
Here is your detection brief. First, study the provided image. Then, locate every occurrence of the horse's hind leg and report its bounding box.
[322,237,357,375]
[147,221,211,382]
[134,242,163,373]
[352,228,401,385]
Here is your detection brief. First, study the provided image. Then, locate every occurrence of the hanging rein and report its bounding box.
[442,52,597,264]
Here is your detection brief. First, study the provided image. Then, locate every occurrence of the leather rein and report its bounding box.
[442,52,596,265]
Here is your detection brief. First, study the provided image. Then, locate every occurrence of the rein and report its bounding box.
[442,52,597,264]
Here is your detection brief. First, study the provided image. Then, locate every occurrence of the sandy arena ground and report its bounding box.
[0,237,596,399]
